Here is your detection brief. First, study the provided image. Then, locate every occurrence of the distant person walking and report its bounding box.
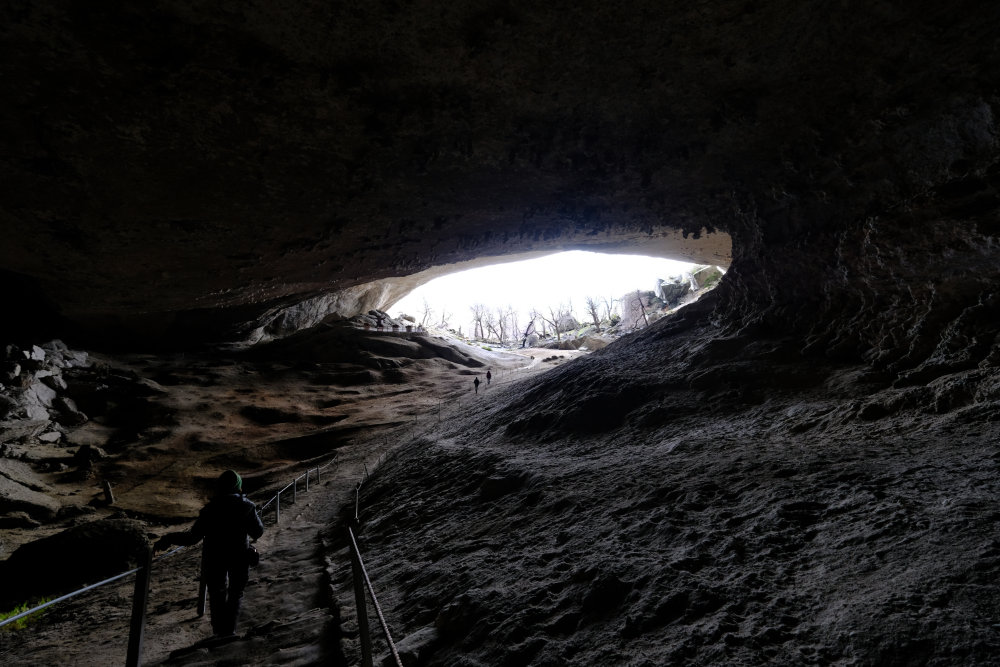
[486,369,492,385]
[474,376,480,394]
[155,470,264,637]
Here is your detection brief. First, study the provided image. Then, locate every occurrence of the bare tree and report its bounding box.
[632,290,649,328]
[584,296,602,331]
[504,306,519,345]
[437,307,452,329]
[493,307,507,343]
[420,298,434,327]
[484,310,501,342]
[470,303,487,340]
[538,302,572,342]
[530,309,548,337]
[601,296,618,322]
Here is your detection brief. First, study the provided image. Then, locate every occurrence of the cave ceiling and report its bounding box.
[1,1,998,346]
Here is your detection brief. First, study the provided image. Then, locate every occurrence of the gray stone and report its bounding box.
[0,419,50,443]
[26,380,57,408]
[0,393,16,419]
[38,431,62,443]
[380,626,439,667]
[0,458,54,493]
[24,403,50,421]
[41,373,68,391]
[72,444,108,466]
[2,361,20,382]
[53,396,88,427]
[0,474,59,521]
[0,517,150,607]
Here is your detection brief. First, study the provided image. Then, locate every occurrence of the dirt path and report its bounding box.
[0,341,578,665]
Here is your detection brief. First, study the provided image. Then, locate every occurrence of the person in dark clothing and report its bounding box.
[486,369,492,385]
[155,470,264,637]
[473,376,480,394]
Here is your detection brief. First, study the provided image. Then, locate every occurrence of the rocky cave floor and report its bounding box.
[3,310,1000,666]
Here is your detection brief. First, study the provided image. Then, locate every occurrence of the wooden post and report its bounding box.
[348,528,374,667]
[126,546,153,667]
[197,544,207,617]
[103,480,115,505]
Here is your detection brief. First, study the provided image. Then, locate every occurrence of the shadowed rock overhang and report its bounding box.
[0,1,997,360]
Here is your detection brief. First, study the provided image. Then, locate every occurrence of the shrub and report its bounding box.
[0,598,50,631]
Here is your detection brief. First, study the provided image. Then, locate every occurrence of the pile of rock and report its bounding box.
[1,340,91,447]
[0,341,99,533]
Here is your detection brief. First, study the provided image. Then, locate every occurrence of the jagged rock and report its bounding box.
[656,277,691,304]
[0,458,53,493]
[72,444,107,467]
[0,393,16,419]
[53,396,88,427]
[0,474,59,521]
[38,431,61,443]
[0,419,50,444]
[40,373,68,392]
[25,380,56,408]
[0,517,149,607]
[2,361,20,383]
[690,265,724,290]
[556,314,579,333]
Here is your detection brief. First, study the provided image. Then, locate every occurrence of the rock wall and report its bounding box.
[0,0,997,367]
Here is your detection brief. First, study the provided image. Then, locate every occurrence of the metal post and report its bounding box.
[275,492,280,524]
[293,478,297,504]
[317,467,321,483]
[348,528,374,667]
[305,469,309,492]
[126,546,153,667]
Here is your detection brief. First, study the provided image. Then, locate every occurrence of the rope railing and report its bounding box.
[0,456,338,666]
[347,447,403,667]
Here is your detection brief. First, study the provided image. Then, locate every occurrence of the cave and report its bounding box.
[1,1,999,665]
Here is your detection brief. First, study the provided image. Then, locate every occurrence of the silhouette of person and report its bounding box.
[155,470,264,637]
[486,369,492,385]
[474,376,480,394]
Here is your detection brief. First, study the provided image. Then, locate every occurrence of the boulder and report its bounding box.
[0,419,50,443]
[53,396,88,427]
[72,444,108,466]
[0,517,150,607]
[0,393,16,419]
[25,380,57,408]
[690,265,724,290]
[556,314,579,333]
[656,277,691,304]
[0,474,60,521]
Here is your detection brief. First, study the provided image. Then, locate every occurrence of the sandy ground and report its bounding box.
[9,308,998,665]
[0,326,582,665]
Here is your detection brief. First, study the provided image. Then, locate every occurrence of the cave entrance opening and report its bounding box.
[390,250,725,346]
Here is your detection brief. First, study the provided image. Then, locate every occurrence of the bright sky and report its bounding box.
[391,250,696,331]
